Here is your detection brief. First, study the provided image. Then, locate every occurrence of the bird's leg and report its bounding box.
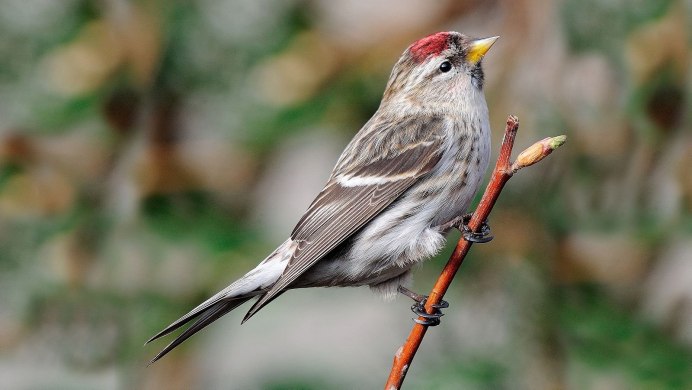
[445,213,493,243]
[397,285,448,326]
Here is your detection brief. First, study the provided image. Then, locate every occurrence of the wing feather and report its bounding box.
[243,115,446,321]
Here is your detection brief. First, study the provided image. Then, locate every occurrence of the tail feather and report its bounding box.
[146,239,293,363]
[147,297,252,365]
[146,289,242,345]
[242,290,287,324]
[146,307,206,345]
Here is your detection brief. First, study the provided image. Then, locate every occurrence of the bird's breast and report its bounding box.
[422,115,491,227]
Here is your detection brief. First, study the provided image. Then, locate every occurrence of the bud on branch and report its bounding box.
[510,135,566,173]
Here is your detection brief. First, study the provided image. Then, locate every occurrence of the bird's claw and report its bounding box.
[398,286,448,327]
[411,298,447,326]
[460,214,493,243]
[432,300,449,309]
[414,317,440,326]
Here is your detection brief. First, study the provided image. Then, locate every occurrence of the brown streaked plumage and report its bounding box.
[147,31,498,364]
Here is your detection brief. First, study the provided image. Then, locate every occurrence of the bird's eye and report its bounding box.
[439,60,452,73]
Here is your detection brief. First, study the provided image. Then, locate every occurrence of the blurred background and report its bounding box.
[0,0,690,389]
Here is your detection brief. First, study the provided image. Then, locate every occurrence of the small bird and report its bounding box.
[147,31,497,363]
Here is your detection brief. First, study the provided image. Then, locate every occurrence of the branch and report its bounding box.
[384,115,566,389]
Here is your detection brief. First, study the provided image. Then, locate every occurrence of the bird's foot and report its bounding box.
[398,285,448,327]
[459,213,493,243]
[436,214,493,243]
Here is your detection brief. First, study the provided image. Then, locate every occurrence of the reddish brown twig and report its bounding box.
[384,115,565,389]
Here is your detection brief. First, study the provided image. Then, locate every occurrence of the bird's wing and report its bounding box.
[243,115,446,321]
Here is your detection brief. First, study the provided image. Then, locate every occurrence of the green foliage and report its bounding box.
[141,191,251,253]
[558,286,692,389]
[561,0,674,54]
[414,359,507,389]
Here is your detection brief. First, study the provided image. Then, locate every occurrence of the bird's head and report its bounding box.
[383,32,498,109]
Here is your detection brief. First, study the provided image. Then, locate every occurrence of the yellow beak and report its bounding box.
[466,36,499,64]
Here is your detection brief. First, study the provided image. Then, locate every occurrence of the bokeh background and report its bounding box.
[0,0,690,389]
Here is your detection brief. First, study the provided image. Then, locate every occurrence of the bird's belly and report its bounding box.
[297,194,447,288]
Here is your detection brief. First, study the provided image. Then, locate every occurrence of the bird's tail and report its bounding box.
[145,239,293,364]
[145,296,254,365]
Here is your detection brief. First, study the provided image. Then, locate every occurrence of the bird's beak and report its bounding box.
[466,36,499,65]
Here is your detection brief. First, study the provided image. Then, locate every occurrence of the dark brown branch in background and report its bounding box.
[385,115,566,390]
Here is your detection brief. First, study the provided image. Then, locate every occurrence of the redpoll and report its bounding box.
[147,31,498,363]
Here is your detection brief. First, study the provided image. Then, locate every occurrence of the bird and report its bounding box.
[146,31,498,364]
